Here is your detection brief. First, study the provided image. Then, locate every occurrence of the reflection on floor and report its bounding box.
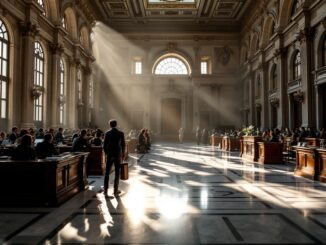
[1,142,326,244]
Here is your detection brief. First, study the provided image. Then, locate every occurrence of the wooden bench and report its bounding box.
[0,153,88,206]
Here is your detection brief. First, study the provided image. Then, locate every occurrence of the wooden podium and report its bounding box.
[294,146,319,180]
[241,136,262,162]
[257,142,283,164]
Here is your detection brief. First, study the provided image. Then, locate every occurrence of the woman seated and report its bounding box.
[35,133,59,159]
[11,134,36,160]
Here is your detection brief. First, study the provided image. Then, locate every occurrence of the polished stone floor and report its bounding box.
[1,142,326,244]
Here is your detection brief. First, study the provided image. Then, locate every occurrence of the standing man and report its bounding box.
[103,119,125,196]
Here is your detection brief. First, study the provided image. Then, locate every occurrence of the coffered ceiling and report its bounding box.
[91,0,254,33]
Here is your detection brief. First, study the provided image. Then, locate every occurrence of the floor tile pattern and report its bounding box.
[1,143,326,244]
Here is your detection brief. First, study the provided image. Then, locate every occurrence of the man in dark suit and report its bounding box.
[103,119,125,196]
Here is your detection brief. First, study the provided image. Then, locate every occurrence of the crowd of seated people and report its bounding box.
[0,126,106,160]
[136,128,151,153]
[211,126,326,146]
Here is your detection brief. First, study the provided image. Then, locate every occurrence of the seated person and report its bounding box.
[269,131,279,142]
[72,129,90,152]
[91,131,103,146]
[9,126,19,144]
[35,128,45,139]
[35,133,59,159]
[54,127,64,144]
[11,134,36,160]
[0,131,6,144]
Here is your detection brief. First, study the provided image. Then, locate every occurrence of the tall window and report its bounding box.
[59,59,65,125]
[154,56,188,75]
[323,36,326,67]
[33,42,44,122]
[37,0,46,16]
[271,64,277,90]
[135,61,142,74]
[0,20,9,120]
[62,14,67,30]
[77,68,82,102]
[291,0,300,17]
[293,51,301,80]
[201,61,208,74]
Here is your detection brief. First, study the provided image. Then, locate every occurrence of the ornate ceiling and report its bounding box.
[91,0,253,32]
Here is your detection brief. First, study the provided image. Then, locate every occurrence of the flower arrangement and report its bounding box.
[242,125,255,136]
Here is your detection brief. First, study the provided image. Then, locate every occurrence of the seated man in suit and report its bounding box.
[72,129,90,152]
[35,133,59,159]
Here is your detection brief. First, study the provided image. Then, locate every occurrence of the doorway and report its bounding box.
[271,106,277,129]
[199,112,210,130]
[161,98,181,134]
[293,98,302,129]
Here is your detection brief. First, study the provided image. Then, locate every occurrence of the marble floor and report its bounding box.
[1,142,326,244]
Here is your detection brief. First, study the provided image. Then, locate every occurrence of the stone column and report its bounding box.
[49,43,64,129]
[67,58,79,129]
[260,62,269,130]
[248,73,255,125]
[273,47,288,128]
[20,22,39,129]
[83,65,92,127]
[297,27,314,127]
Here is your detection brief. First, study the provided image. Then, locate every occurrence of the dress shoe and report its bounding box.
[114,190,121,196]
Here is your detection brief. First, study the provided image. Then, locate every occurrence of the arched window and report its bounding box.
[62,14,67,30]
[0,20,9,120]
[154,55,189,75]
[291,0,300,17]
[323,36,326,67]
[293,51,301,80]
[33,42,44,122]
[271,64,277,90]
[59,59,65,125]
[37,0,46,16]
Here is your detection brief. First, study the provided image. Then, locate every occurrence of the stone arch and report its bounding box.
[279,0,296,28]
[79,25,90,49]
[269,62,277,90]
[316,31,326,68]
[261,15,276,45]
[62,6,78,40]
[44,0,59,23]
[249,33,259,56]
[289,48,301,81]
[240,44,248,63]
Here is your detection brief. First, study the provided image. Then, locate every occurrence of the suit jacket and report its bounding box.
[36,141,58,159]
[103,127,125,158]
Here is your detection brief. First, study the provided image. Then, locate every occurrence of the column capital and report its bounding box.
[273,47,287,59]
[50,43,64,55]
[20,21,39,37]
[295,27,314,44]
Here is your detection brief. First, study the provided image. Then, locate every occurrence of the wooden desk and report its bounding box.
[211,135,223,149]
[317,148,326,183]
[58,145,104,176]
[294,146,319,180]
[0,153,88,206]
[305,138,320,147]
[258,142,283,164]
[241,136,262,162]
